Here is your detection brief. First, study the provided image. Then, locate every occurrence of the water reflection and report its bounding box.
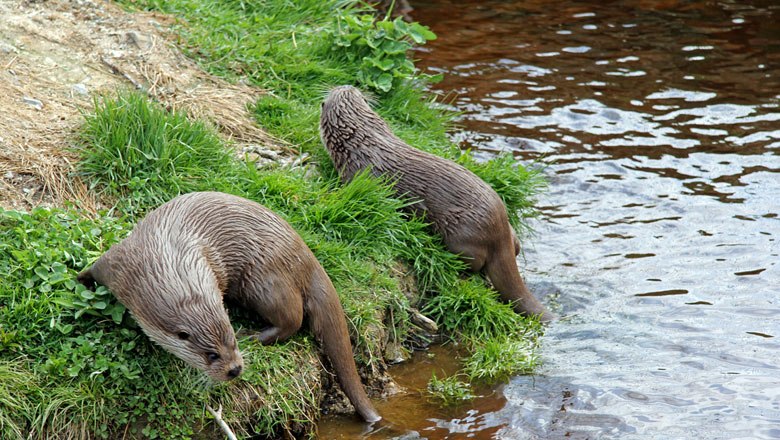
[405,0,780,439]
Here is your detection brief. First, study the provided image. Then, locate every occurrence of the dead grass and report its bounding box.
[0,0,280,212]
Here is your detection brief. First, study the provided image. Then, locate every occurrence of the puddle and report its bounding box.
[318,345,510,439]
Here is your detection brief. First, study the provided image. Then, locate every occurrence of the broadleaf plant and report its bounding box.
[329,13,440,92]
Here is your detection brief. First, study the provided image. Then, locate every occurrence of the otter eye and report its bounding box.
[207,352,220,362]
[177,331,190,340]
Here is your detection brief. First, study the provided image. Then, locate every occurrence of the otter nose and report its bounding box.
[227,365,242,380]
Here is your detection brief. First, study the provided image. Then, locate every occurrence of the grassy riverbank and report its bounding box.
[0,0,544,438]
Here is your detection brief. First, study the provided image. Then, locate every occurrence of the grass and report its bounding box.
[0,0,546,437]
[77,92,237,215]
[427,372,475,407]
[464,335,540,383]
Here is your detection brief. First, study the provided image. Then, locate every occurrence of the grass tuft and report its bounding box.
[464,335,540,383]
[0,361,33,439]
[305,171,412,252]
[76,92,237,216]
[426,372,475,407]
[422,278,526,342]
[219,338,321,438]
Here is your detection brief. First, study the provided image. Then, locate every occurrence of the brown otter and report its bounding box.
[77,191,381,422]
[320,85,553,322]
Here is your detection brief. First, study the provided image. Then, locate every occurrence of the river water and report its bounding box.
[320,0,779,438]
[411,0,780,438]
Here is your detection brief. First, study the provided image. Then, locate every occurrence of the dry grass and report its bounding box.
[0,0,279,212]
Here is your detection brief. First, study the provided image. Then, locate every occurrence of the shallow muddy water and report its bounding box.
[321,1,779,438]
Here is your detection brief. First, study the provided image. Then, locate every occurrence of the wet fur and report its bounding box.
[77,191,380,422]
[320,85,553,321]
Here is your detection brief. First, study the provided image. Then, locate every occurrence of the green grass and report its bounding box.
[0,206,324,439]
[77,92,237,215]
[423,277,532,342]
[426,372,475,407]
[1,0,546,437]
[464,334,540,383]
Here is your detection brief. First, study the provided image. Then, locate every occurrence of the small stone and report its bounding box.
[242,144,279,160]
[22,96,43,110]
[72,83,89,96]
[0,42,19,54]
[3,171,14,180]
[384,341,411,364]
[289,153,310,168]
[245,153,275,168]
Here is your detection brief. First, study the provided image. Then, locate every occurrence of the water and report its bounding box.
[321,0,779,438]
[412,0,780,438]
[320,346,511,439]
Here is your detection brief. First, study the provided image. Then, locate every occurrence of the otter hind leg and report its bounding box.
[446,239,488,272]
[511,230,521,256]
[484,245,555,322]
[240,276,304,345]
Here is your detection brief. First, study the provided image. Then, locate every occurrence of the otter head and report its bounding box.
[135,295,245,382]
[79,248,245,382]
[322,85,373,116]
[321,85,389,175]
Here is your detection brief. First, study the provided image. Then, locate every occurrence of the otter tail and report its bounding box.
[306,273,381,423]
[485,243,555,322]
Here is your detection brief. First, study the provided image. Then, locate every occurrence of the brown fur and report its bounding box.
[320,85,553,322]
[77,191,380,422]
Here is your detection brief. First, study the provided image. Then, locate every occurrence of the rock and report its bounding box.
[0,42,19,54]
[391,432,425,440]
[384,340,411,364]
[242,144,279,160]
[22,96,43,110]
[72,83,89,96]
[288,153,310,169]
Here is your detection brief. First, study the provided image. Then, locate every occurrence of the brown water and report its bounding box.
[321,1,780,438]
[319,345,511,439]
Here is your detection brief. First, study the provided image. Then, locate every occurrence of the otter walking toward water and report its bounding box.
[320,85,553,322]
[77,191,381,422]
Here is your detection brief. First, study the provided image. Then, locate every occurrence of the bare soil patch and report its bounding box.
[0,0,277,211]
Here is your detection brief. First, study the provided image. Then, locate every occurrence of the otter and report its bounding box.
[320,85,553,322]
[77,191,381,423]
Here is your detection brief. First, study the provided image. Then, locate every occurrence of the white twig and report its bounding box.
[206,404,238,440]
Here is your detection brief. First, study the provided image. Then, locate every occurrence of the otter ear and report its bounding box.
[77,267,97,291]
[77,251,119,291]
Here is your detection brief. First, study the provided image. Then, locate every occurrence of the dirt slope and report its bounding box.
[0,0,276,211]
